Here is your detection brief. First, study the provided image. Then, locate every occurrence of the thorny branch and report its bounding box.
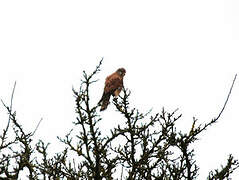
[188,74,237,142]
[0,61,238,180]
[0,81,16,149]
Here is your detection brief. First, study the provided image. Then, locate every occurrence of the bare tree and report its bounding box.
[0,60,238,180]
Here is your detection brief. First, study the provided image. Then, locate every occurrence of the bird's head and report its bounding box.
[116,68,126,77]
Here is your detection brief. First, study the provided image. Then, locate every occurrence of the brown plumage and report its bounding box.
[99,68,126,111]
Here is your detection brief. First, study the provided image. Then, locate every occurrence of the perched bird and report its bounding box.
[99,68,126,111]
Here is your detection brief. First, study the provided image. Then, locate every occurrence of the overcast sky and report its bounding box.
[0,0,239,179]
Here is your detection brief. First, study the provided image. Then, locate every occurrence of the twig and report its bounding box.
[6,81,16,133]
[121,166,124,180]
[0,81,17,147]
[189,74,238,140]
[32,118,43,136]
[214,74,237,120]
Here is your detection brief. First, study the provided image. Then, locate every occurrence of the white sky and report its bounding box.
[0,0,239,179]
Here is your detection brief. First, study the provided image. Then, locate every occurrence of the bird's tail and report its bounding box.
[98,93,110,111]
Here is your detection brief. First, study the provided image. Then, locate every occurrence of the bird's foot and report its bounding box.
[113,97,118,102]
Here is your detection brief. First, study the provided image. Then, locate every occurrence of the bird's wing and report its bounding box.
[104,73,123,94]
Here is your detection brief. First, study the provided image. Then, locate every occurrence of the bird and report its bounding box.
[99,68,126,111]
